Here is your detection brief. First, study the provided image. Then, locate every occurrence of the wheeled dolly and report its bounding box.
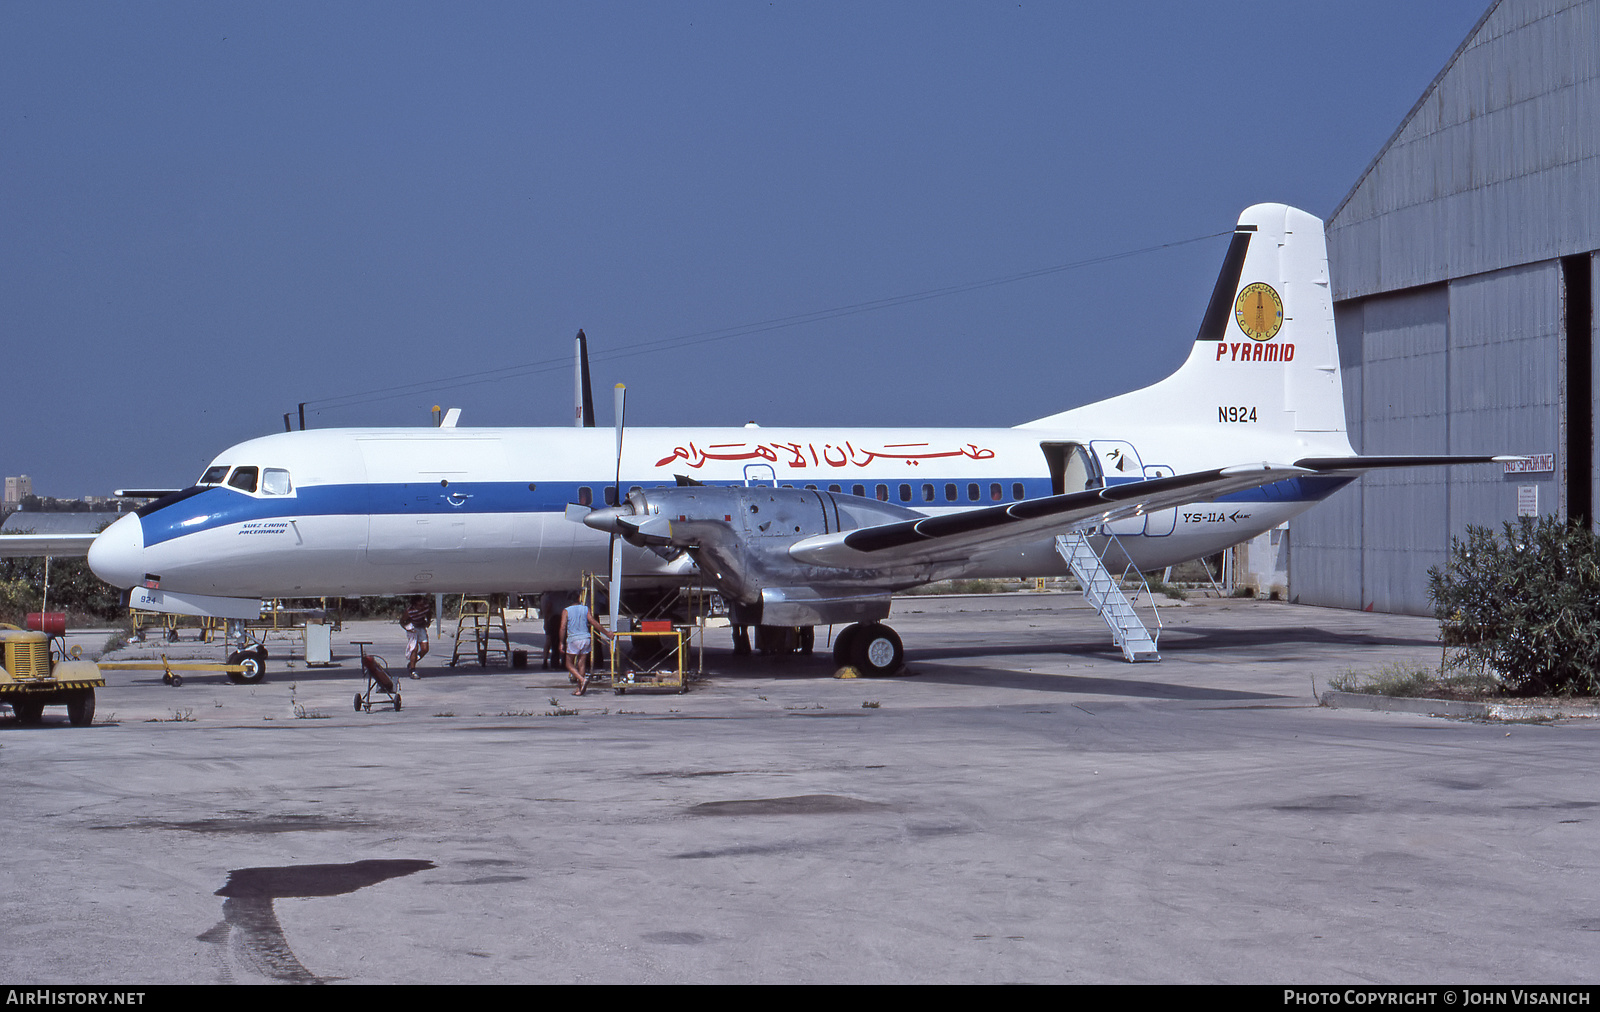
[351,641,402,712]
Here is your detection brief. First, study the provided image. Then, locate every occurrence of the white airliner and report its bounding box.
[23,204,1509,674]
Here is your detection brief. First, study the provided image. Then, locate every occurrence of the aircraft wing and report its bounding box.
[788,453,1516,571]
[0,534,98,557]
[788,462,1312,569]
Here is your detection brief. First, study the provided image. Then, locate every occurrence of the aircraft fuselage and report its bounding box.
[87,422,1350,600]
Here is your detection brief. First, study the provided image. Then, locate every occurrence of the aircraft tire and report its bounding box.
[850,623,903,677]
[227,647,268,684]
[66,689,96,727]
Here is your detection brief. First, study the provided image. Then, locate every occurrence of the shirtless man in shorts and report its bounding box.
[559,599,613,696]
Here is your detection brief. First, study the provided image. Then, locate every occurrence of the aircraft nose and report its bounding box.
[87,512,145,590]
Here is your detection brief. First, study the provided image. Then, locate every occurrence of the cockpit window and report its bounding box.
[227,466,259,493]
[199,465,229,486]
[262,468,293,495]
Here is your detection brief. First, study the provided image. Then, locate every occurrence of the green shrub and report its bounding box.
[0,557,124,625]
[1428,516,1600,696]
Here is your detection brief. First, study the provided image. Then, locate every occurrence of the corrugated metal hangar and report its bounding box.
[1291,0,1600,614]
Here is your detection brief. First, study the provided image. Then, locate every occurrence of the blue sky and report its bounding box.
[1,1,1490,496]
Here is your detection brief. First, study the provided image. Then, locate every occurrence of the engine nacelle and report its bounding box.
[580,485,926,625]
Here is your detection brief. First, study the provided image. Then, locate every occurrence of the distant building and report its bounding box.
[3,475,32,510]
[1292,0,1600,614]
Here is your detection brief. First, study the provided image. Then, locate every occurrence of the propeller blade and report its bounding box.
[611,382,626,634]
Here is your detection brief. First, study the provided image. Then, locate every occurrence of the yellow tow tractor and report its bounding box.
[0,614,104,727]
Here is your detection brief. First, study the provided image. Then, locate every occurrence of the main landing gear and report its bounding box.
[831,622,905,677]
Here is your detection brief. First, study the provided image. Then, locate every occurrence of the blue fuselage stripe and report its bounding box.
[138,474,1355,547]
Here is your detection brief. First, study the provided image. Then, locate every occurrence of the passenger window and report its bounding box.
[603,486,618,506]
[968,483,980,501]
[875,484,888,501]
[944,483,957,501]
[228,467,259,493]
[578,486,592,506]
[1012,482,1025,501]
[827,484,841,493]
[199,465,229,486]
[921,483,935,502]
[853,484,866,497]
[990,483,1002,501]
[898,484,912,502]
[262,468,293,495]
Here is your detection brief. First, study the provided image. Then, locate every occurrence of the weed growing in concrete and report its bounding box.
[99,629,129,657]
[1329,661,1499,699]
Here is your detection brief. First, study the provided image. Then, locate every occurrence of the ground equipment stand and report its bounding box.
[609,621,689,694]
[351,641,401,712]
[450,597,511,667]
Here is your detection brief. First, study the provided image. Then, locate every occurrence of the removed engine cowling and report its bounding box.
[577,486,926,626]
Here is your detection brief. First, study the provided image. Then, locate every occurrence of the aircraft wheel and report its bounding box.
[850,623,904,677]
[67,689,96,727]
[832,624,861,668]
[354,693,364,712]
[227,647,268,684]
[13,699,45,725]
[393,694,402,712]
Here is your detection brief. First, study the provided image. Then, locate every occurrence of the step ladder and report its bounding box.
[450,596,511,667]
[1055,532,1161,662]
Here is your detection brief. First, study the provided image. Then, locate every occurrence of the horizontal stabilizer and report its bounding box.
[1291,454,1519,472]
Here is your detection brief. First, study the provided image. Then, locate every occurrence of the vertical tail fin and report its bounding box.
[1020,203,1348,440]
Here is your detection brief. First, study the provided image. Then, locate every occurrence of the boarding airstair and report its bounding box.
[1055,532,1161,662]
